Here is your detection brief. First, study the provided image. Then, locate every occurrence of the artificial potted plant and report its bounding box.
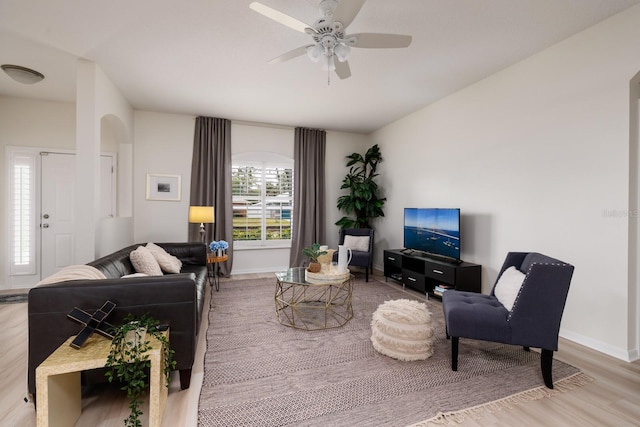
[302,243,327,273]
[336,144,386,229]
[105,313,176,427]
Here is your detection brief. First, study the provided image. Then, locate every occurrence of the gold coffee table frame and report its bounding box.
[274,267,353,330]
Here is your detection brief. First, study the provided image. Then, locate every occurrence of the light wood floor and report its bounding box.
[1,271,639,426]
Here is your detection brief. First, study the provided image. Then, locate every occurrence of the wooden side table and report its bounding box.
[207,253,228,291]
[36,331,169,427]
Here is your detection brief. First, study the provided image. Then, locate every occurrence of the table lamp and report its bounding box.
[189,206,214,243]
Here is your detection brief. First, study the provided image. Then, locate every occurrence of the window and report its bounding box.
[232,155,293,248]
[8,149,37,275]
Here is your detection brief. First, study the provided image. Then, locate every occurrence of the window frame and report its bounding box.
[6,147,38,276]
[232,152,293,250]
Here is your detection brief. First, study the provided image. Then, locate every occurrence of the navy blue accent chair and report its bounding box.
[332,228,374,282]
[442,252,574,389]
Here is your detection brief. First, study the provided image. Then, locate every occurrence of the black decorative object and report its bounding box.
[67,300,116,348]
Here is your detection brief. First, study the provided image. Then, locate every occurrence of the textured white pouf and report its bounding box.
[370,299,434,361]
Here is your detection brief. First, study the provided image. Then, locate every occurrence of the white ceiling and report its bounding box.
[1,0,639,134]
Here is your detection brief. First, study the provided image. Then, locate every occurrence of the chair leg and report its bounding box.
[365,267,369,282]
[541,349,554,389]
[451,337,459,371]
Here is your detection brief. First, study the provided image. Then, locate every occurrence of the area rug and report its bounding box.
[0,293,28,304]
[198,277,590,427]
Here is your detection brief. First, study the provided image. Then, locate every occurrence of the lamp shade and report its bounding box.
[189,206,214,224]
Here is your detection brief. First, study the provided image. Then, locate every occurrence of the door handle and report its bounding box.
[42,223,49,228]
[43,214,50,219]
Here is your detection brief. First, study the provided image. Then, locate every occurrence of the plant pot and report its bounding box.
[124,325,147,349]
[307,262,321,273]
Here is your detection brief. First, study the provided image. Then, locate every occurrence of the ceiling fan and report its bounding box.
[249,0,412,81]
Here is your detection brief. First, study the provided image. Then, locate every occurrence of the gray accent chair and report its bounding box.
[333,228,374,282]
[442,252,574,389]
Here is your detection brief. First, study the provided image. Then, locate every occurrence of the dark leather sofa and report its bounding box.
[27,242,208,400]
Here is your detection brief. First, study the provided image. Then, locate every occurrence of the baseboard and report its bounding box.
[230,266,287,275]
[560,330,638,362]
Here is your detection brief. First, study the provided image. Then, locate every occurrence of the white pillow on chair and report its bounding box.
[494,266,526,311]
[343,235,370,252]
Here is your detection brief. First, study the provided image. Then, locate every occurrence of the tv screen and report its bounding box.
[404,208,461,261]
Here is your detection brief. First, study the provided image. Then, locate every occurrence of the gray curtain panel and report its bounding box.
[289,127,326,267]
[190,116,233,276]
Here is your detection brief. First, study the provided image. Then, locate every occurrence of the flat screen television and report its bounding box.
[404,208,461,262]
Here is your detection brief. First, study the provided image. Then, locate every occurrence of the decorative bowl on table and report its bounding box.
[305,264,350,284]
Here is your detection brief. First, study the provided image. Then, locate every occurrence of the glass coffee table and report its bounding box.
[274,267,353,330]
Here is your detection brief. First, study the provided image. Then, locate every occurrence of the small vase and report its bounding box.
[307,262,321,273]
[124,325,147,354]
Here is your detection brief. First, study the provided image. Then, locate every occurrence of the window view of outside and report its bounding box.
[232,163,293,245]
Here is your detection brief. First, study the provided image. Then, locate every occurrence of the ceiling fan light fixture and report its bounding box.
[250,0,413,81]
[1,64,45,84]
[334,43,350,62]
[321,55,335,71]
[307,44,323,62]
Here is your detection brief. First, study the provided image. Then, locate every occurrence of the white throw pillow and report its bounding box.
[494,266,526,311]
[146,242,182,274]
[130,246,163,276]
[343,235,370,252]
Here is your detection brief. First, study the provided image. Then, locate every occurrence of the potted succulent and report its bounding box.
[105,313,176,427]
[302,243,327,273]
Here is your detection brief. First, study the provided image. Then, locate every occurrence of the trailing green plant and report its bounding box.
[336,144,386,229]
[105,313,176,427]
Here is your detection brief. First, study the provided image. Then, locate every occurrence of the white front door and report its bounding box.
[40,152,115,279]
[40,152,76,278]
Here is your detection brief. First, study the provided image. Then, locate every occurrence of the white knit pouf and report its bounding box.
[370,299,434,361]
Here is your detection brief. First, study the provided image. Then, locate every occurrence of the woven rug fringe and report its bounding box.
[409,371,593,426]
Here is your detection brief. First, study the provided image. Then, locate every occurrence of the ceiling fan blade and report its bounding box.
[268,45,313,64]
[349,33,412,48]
[334,59,351,79]
[332,0,367,29]
[249,2,311,33]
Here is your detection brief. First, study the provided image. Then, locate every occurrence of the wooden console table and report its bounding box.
[36,331,169,427]
[383,249,481,298]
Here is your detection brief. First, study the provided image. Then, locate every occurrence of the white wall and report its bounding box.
[133,115,369,274]
[133,111,194,243]
[371,5,640,361]
[0,97,76,288]
[75,60,134,264]
[324,130,371,247]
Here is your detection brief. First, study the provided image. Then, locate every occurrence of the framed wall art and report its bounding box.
[146,173,181,201]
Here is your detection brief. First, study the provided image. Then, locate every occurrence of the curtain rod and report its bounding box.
[194,116,324,132]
